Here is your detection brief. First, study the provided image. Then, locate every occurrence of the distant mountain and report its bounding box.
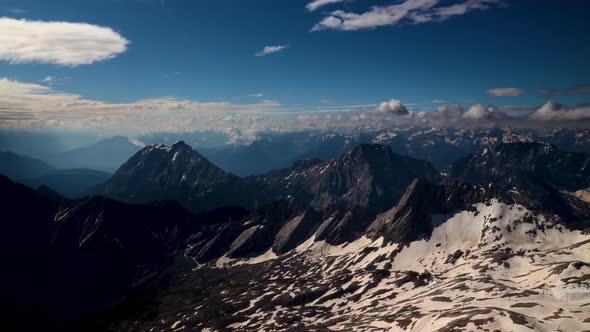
[253,144,440,213]
[21,168,111,198]
[447,142,590,190]
[198,127,590,176]
[49,136,143,172]
[201,131,368,176]
[100,142,439,213]
[0,150,54,179]
[100,141,238,209]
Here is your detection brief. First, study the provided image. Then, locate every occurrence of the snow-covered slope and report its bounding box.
[118,198,590,332]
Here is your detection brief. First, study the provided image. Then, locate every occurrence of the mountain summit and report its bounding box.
[100,141,237,208]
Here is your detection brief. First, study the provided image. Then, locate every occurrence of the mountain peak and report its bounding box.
[100,141,233,211]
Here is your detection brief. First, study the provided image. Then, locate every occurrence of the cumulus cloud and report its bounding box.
[462,104,506,119]
[528,100,590,121]
[436,103,507,120]
[486,87,526,97]
[377,99,409,115]
[436,103,465,119]
[0,18,128,66]
[306,0,345,12]
[255,45,290,56]
[311,0,503,31]
[540,85,590,96]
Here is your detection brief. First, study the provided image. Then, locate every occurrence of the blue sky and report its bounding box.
[1,0,590,134]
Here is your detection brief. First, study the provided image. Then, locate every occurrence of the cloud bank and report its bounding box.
[1,78,588,137]
[0,17,128,66]
[528,100,590,121]
[540,85,590,96]
[311,0,504,31]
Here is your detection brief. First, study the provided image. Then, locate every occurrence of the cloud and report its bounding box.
[7,8,28,14]
[306,0,345,12]
[0,18,129,66]
[377,99,409,115]
[436,103,507,120]
[436,103,465,119]
[1,78,588,135]
[431,99,446,103]
[255,45,290,56]
[39,76,54,83]
[311,0,504,31]
[248,93,265,98]
[0,78,283,134]
[486,87,526,97]
[462,104,506,119]
[528,100,590,121]
[540,85,590,96]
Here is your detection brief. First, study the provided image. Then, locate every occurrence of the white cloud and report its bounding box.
[377,99,409,115]
[248,93,265,98]
[529,100,590,121]
[255,45,290,56]
[462,104,506,120]
[311,0,503,31]
[436,103,507,120]
[486,87,526,97]
[436,103,465,119]
[306,0,345,12]
[0,18,129,66]
[431,99,446,103]
[39,76,54,83]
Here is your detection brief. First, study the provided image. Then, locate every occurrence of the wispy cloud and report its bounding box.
[306,0,345,12]
[255,45,290,57]
[431,99,446,103]
[311,0,504,31]
[540,85,590,96]
[486,87,526,97]
[0,18,129,66]
[7,8,28,14]
[248,93,265,98]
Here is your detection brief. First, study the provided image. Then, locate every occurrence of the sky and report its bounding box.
[1,0,590,136]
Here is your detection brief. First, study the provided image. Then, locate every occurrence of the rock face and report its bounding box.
[252,144,440,213]
[367,178,511,244]
[447,142,590,190]
[315,205,375,245]
[447,142,590,228]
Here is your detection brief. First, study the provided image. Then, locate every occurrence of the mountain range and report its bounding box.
[1,129,590,331]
